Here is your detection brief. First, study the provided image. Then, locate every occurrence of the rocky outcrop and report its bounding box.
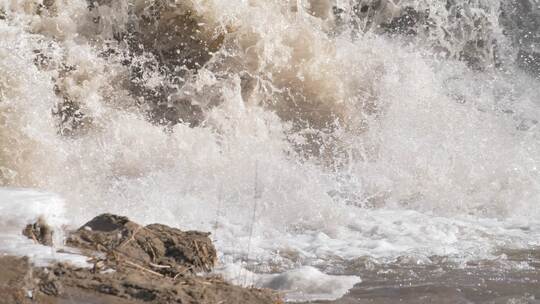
[87,0,223,127]
[500,0,540,78]
[13,214,281,304]
[66,213,217,276]
[517,50,540,78]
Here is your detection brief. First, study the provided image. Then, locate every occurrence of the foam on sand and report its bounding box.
[215,263,361,301]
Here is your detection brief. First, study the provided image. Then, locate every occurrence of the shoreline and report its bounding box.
[1,202,539,304]
[0,214,281,304]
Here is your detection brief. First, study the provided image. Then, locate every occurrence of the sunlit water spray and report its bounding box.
[0,0,539,300]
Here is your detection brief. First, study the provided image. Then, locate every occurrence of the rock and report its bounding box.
[22,217,54,246]
[33,262,281,304]
[0,255,280,304]
[88,0,224,128]
[67,213,217,276]
[9,213,281,304]
[517,51,540,78]
[66,214,135,251]
[382,7,421,36]
[149,98,204,127]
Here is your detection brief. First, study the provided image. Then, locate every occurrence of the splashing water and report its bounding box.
[0,0,539,300]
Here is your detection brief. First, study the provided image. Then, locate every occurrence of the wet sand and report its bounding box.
[0,255,155,304]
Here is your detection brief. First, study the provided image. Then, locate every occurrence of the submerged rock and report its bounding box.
[517,50,540,78]
[381,7,422,36]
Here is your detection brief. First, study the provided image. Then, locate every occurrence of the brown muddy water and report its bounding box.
[311,249,540,304]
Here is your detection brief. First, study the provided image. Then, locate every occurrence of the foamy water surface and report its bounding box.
[1,0,539,301]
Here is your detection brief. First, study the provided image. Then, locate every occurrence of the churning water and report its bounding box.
[0,0,539,301]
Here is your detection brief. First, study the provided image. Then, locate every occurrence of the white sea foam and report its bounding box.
[215,263,361,301]
[0,188,89,267]
[1,0,540,301]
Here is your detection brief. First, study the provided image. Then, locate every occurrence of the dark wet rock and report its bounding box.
[46,64,93,137]
[499,0,540,75]
[382,7,422,36]
[39,0,224,132]
[349,0,400,34]
[22,217,54,246]
[149,98,204,127]
[87,0,224,127]
[517,50,540,78]
[66,214,135,250]
[500,0,540,49]
[51,96,92,137]
[339,1,503,71]
[143,223,217,273]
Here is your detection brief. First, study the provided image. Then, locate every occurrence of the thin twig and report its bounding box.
[124,260,165,277]
[117,225,143,249]
[149,262,171,269]
[244,160,260,286]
